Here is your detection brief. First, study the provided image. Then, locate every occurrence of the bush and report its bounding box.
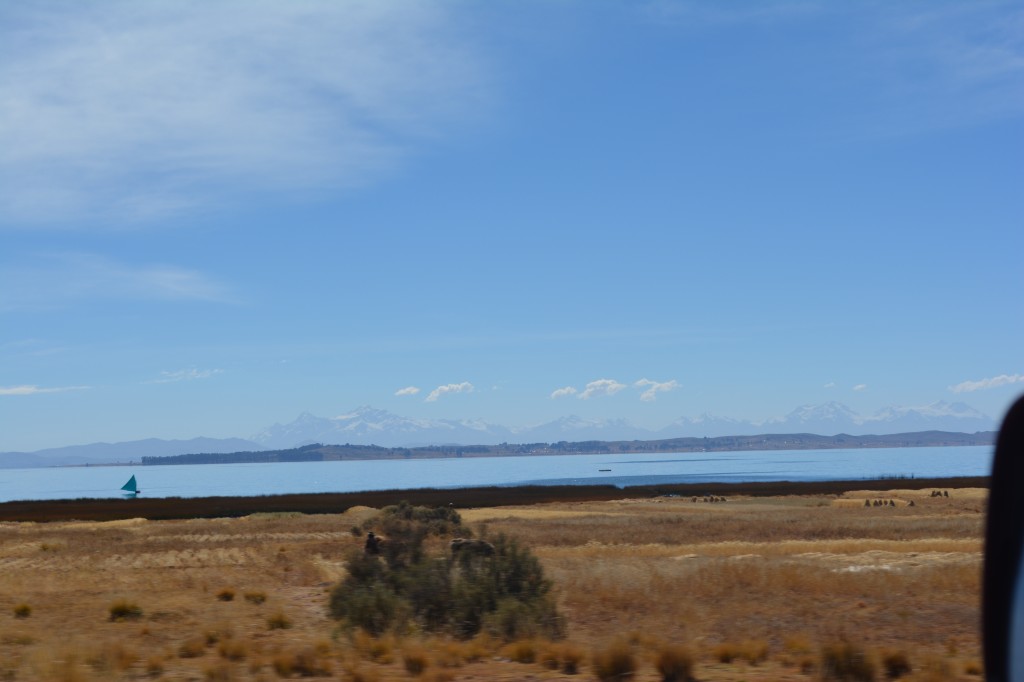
[12,604,31,619]
[655,644,694,682]
[108,600,143,622]
[821,641,876,682]
[330,510,563,640]
[593,639,636,681]
[216,588,235,602]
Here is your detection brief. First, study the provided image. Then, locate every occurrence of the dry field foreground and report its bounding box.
[0,487,985,681]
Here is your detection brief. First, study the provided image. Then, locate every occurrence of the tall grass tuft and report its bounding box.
[500,638,537,663]
[266,611,292,630]
[108,599,143,622]
[654,643,694,682]
[880,649,911,679]
[217,638,248,661]
[593,639,636,681]
[820,641,876,681]
[402,645,430,675]
[243,591,266,605]
[178,637,206,658]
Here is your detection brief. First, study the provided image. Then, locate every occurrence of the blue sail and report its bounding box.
[121,475,138,493]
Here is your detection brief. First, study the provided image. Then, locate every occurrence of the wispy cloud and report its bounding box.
[426,381,474,402]
[853,384,867,391]
[148,368,223,384]
[0,384,89,396]
[550,386,578,399]
[578,379,627,400]
[395,386,421,397]
[634,378,679,401]
[0,2,484,225]
[0,253,235,310]
[949,373,1024,393]
[823,381,836,388]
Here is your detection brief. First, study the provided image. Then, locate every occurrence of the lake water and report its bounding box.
[0,445,993,503]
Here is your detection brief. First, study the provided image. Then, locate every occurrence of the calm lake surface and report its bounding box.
[0,445,992,503]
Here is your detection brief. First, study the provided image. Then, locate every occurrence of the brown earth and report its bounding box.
[0,483,986,681]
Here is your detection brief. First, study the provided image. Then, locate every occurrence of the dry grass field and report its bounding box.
[0,486,985,681]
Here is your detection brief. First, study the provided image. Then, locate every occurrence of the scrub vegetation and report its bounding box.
[0,483,984,680]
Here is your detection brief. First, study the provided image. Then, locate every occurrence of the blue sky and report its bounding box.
[2,0,1022,451]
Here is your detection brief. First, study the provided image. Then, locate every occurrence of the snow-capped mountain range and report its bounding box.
[0,401,995,467]
[251,401,995,449]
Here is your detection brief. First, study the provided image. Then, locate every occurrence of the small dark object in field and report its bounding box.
[450,538,495,556]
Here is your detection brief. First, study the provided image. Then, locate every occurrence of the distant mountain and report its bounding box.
[660,413,760,438]
[251,407,516,449]
[516,415,651,443]
[0,437,264,469]
[661,401,994,438]
[4,401,997,467]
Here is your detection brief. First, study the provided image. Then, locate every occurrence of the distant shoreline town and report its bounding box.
[140,430,995,467]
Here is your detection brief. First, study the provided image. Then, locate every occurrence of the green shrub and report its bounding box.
[330,511,563,640]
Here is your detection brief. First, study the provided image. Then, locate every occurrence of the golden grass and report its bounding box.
[0,486,984,681]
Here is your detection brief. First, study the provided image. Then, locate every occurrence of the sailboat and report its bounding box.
[121,474,141,497]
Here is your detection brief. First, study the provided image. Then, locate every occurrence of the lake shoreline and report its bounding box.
[0,474,988,522]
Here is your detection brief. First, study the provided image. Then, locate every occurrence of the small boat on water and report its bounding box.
[121,475,141,497]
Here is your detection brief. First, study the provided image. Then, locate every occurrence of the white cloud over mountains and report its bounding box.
[634,378,680,401]
[950,374,1024,393]
[149,369,223,384]
[551,378,679,401]
[426,382,474,402]
[578,379,627,400]
[0,1,483,225]
[395,386,421,397]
